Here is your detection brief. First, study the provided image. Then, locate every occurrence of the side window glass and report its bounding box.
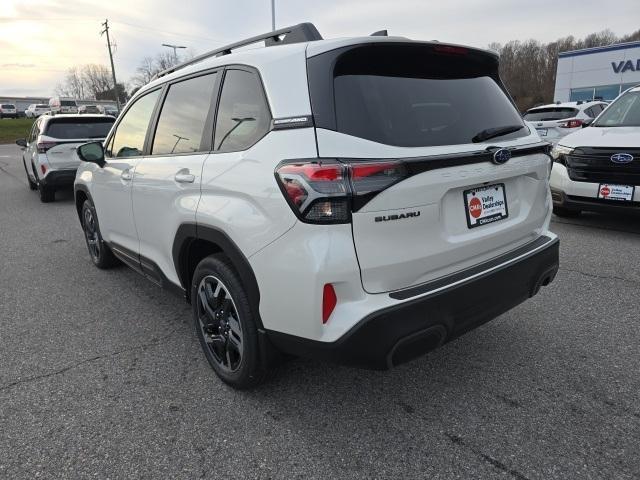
[151,72,218,155]
[585,108,595,118]
[214,69,271,152]
[109,89,160,158]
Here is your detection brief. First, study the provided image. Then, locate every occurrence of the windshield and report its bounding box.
[2,104,15,108]
[593,90,640,127]
[314,44,526,147]
[523,107,578,121]
[45,118,115,139]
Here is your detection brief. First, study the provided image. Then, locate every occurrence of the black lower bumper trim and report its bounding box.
[552,188,640,214]
[42,169,77,188]
[267,237,559,370]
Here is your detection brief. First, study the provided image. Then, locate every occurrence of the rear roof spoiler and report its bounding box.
[154,22,323,80]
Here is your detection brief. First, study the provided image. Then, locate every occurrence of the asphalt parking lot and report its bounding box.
[1,142,639,479]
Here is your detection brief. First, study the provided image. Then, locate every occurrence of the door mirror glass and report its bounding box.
[15,138,27,148]
[77,141,106,167]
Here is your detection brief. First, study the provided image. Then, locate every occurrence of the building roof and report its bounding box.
[558,41,640,58]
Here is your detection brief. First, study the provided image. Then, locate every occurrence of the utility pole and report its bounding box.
[101,19,121,111]
[162,43,186,63]
[271,0,275,31]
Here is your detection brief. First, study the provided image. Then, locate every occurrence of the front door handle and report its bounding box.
[121,169,133,181]
[174,169,195,184]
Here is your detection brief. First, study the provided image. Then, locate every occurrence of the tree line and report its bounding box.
[491,29,640,111]
[55,29,640,112]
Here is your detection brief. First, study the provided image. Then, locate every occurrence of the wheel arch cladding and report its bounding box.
[173,223,263,328]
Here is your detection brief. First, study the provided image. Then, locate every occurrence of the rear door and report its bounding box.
[42,117,115,169]
[308,42,551,293]
[131,71,220,286]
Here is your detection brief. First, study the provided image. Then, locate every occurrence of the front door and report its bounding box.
[92,88,162,264]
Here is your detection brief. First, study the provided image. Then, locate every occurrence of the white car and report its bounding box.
[550,86,640,216]
[49,97,78,114]
[25,104,50,118]
[15,114,115,202]
[73,23,559,388]
[524,101,608,144]
[0,103,17,119]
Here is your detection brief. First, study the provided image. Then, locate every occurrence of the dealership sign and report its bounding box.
[612,59,640,73]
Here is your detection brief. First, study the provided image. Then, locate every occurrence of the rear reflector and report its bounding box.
[322,284,337,324]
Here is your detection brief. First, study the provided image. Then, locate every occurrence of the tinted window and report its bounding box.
[61,100,76,106]
[327,45,525,147]
[109,90,160,157]
[594,90,640,127]
[45,118,115,139]
[36,104,48,108]
[152,72,218,155]
[2,104,15,108]
[214,70,271,152]
[523,108,578,121]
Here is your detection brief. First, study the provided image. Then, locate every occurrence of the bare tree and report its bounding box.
[130,49,197,90]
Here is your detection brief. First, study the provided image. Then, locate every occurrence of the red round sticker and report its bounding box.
[600,186,610,197]
[469,196,483,219]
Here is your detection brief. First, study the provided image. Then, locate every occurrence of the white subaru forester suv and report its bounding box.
[550,85,640,216]
[74,23,559,388]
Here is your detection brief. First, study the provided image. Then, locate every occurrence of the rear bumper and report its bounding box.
[42,169,77,188]
[267,235,559,370]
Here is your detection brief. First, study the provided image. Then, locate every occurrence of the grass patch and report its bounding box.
[0,118,35,144]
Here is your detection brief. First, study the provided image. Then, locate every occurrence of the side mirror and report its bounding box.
[77,141,106,168]
[15,138,27,148]
[582,118,594,128]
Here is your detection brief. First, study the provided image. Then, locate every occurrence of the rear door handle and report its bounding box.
[174,169,195,184]
[121,169,133,181]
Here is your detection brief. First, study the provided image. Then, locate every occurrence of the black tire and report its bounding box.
[81,199,118,269]
[553,205,581,217]
[192,254,267,389]
[38,182,55,202]
[23,159,37,190]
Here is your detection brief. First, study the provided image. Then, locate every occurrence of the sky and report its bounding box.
[1,0,639,97]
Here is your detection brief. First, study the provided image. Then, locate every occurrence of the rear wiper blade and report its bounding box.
[472,125,525,143]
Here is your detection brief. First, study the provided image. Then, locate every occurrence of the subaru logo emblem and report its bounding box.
[492,149,511,165]
[610,153,634,164]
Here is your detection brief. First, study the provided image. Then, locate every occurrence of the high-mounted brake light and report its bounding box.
[559,119,582,129]
[432,45,468,56]
[275,159,408,223]
[322,284,337,324]
[37,141,58,153]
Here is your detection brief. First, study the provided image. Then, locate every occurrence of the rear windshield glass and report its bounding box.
[45,118,115,139]
[2,104,15,108]
[36,104,48,108]
[326,45,526,147]
[61,100,76,106]
[523,108,578,121]
[593,91,640,127]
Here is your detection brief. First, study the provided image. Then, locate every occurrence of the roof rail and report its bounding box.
[154,22,322,79]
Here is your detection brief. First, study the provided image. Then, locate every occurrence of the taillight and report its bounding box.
[322,284,337,324]
[37,141,57,153]
[40,164,47,175]
[559,119,582,129]
[275,159,407,223]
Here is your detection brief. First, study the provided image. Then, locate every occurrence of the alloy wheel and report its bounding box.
[83,207,101,261]
[196,275,243,373]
